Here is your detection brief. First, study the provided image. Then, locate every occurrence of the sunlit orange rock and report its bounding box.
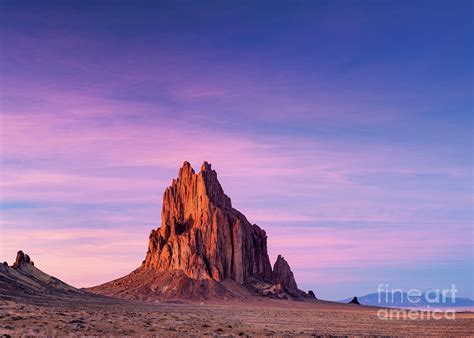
[90,161,312,300]
[144,161,273,284]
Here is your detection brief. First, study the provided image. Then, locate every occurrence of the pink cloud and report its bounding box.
[1,97,470,228]
[266,226,471,271]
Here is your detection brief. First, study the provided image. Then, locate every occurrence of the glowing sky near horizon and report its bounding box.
[0,1,472,299]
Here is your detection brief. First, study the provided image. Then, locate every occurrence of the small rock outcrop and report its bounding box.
[349,296,361,305]
[90,161,312,300]
[12,250,34,269]
[308,290,316,299]
[273,255,298,293]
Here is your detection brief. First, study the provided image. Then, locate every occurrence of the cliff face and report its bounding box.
[90,161,311,300]
[144,161,273,284]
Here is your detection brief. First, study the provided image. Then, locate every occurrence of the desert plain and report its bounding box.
[2,294,474,336]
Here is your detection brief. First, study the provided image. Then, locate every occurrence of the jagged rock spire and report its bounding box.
[90,161,310,301]
[144,161,272,284]
[273,255,298,292]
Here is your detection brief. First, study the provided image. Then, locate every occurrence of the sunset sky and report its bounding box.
[0,1,472,300]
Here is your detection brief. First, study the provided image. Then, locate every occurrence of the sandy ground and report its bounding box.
[1,296,473,336]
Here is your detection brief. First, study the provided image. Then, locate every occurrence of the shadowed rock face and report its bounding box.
[90,161,311,300]
[12,250,34,269]
[273,255,298,292]
[144,161,273,284]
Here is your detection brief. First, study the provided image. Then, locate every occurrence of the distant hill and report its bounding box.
[339,292,474,309]
[0,250,100,303]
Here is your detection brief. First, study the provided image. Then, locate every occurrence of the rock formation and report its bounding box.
[0,251,90,302]
[12,250,34,269]
[349,296,361,305]
[90,161,312,301]
[273,255,298,292]
[144,161,273,284]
